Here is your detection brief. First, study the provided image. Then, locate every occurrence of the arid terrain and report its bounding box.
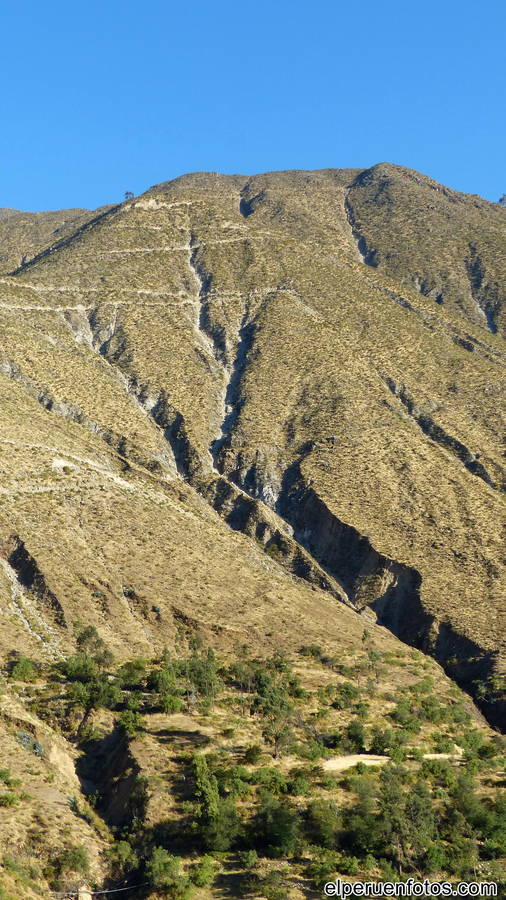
[0,165,504,898]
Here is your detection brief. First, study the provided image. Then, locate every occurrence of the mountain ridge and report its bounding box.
[0,163,504,728]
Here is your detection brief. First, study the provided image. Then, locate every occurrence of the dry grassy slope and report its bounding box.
[0,206,112,274]
[0,366,383,664]
[0,682,109,897]
[346,163,506,334]
[0,165,504,722]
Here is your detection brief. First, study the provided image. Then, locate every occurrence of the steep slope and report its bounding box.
[345,163,506,334]
[0,205,113,273]
[0,166,504,729]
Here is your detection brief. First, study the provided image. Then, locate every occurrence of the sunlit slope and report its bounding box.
[345,163,506,334]
[0,165,504,721]
[0,205,112,274]
[0,370,382,667]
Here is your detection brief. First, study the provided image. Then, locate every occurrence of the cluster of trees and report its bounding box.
[53,628,222,740]
[147,847,215,898]
[56,633,309,750]
[10,628,505,897]
[132,747,505,897]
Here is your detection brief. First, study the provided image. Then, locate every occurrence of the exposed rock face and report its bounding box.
[1,535,66,628]
[0,164,504,725]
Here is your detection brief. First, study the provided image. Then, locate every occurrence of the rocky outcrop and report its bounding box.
[383,378,499,490]
[200,474,349,604]
[1,535,66,628]
[210,449,505,728]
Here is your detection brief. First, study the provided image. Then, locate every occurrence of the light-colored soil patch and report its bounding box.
[322,754,388,771]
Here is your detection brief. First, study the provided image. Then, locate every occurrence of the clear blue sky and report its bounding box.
[2,0,504,211]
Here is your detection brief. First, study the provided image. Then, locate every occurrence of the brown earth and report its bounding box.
[0,164,503,729]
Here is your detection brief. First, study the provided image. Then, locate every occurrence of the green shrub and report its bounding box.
[9,657,38,682]
[450,703,471,725]
[332,682,360,709]
[478,739,501,760]
[74,626,114,670]
[320,774,339,790]
[56,846,89,876]
[287,774,311,796]
[420,695,447,724]
[116,658,147,689]
[147,848,191,898]
[160,693,183,714]
[344,719,366,752]
[0,770,17,787]
[431,733,454,753]
[370,726,405,755]
[253,792,301,857]
[422,842,447,873]
[257,870,289,900]
[200,797,240,851]
[106,840,139,878]
[338,855,361,875]
[421,759,457,790]
[295,739,328,761]
[191,855,215,887]
[305,852,339,890]
[408,677,434,695]
[252,767,287,794]
[214,764,251,797]
[119,709,144,738]
[238,849,258,869]
[306,798,341,848]
[243,744,263,765]
[354,701,370,719]
[61,653,97,683]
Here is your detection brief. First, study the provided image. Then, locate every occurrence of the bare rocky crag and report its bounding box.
[0,164,504,728]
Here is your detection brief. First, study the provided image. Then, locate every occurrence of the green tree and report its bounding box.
[193,754,219,820]
[191,855,215,887]
[76,625,103,654]
[119,708,144,738]
[200,797,240,851]
[61,652,97,682]
[106,840,139,879]
[116,657,147,689]
[345,777,378,856]
[76,626,114,670]
[376,769,437,874]
[332,681,360,709]
[146,848,191,898]
[68,675,121,738]
[262,715,294,758]
[187,648,220,706]
[344,719,366,752]
[253,791,301,857]
[192,754,240,850]
[306,798,341,849]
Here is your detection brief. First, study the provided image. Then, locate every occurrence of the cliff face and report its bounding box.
[0,165,504,723]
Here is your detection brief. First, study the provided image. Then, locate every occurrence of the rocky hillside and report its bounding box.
[0,206,112,274]
[0,163,505,899]
[0,164,503,722]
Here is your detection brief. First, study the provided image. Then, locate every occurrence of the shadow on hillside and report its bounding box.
[145,726,211,748]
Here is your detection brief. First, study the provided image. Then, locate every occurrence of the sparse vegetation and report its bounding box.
[0,166,504,898]
[8,633,500,897]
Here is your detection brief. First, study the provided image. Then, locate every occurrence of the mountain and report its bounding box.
[0,164,504,898]
[0,164,503,715]
[0,205,112,273]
